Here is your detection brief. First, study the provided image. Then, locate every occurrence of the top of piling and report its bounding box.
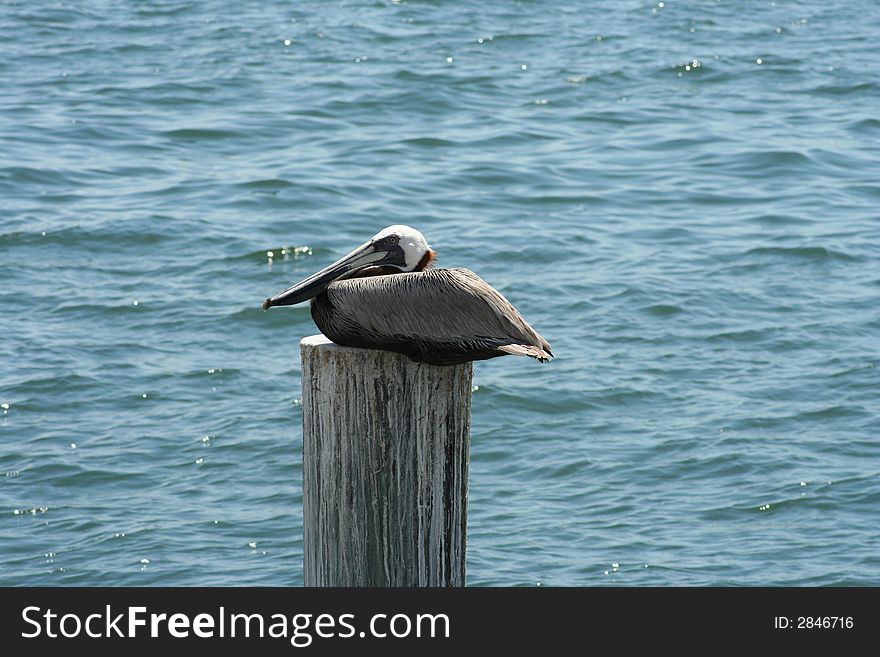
[301,334,333,348]
[300,334,389,360]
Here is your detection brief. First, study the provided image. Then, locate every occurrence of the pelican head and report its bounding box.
[262,225,431,310]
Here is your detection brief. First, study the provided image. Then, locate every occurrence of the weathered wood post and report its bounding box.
[300,334,472,586]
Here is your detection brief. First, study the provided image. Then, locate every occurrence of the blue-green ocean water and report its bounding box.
[2,0,879,586]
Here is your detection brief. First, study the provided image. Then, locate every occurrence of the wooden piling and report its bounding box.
[300,334,472,586]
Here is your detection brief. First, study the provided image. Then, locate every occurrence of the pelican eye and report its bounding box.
[386,235,399,245]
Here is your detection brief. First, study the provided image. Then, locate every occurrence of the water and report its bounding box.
[1,0,878,586]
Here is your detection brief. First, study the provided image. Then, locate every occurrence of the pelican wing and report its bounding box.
[323,268,552,364]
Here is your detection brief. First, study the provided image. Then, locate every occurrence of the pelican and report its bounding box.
[262,226,552,366]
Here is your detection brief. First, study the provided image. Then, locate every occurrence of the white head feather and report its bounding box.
[372,225,430,271]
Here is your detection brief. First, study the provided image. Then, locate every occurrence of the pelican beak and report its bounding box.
[262,239,400,310]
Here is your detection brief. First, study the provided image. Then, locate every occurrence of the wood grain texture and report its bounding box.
[300,334,472,586]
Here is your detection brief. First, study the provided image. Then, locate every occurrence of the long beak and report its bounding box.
[262,240,390,310]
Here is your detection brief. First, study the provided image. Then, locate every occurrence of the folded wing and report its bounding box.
[320,268,552,365]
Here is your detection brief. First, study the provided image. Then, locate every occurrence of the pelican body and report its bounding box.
[262,226,552,366]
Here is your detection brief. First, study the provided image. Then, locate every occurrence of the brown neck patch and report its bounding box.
[414,249,438,272]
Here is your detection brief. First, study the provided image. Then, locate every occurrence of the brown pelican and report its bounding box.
[262,226,552,366]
